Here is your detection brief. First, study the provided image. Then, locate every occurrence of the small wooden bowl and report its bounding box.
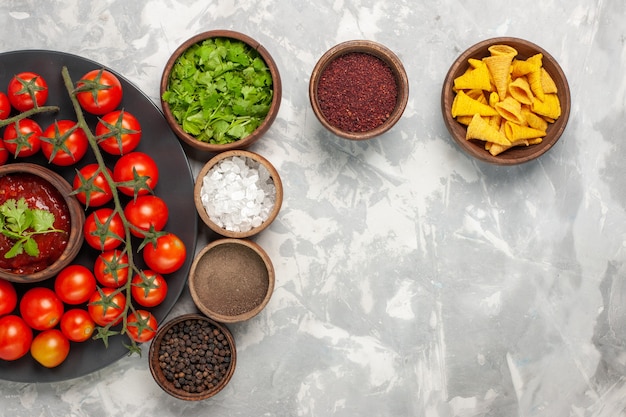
[160,30,282,153]
[309,40,409,140]
[441,37,571,165]
[194,150,283,239]
[188,239,275,323]
[148,314,237,401]
[0,163,84,283]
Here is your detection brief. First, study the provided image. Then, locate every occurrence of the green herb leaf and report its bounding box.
[23,237,39,257]
[162,37,273,145]
[31,209,55,232]
[4,240,23,258]
[1,198,29,234]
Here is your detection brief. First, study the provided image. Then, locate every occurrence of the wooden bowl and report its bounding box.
[188,239,275,323]
[148,314,236,400]
[309,40,409,140]
[194,150,282,238]
[160,30,282,153]
[441,37,571,165]
[0,163,84,283]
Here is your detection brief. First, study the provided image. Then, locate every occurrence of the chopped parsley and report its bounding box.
[162,37,274,145]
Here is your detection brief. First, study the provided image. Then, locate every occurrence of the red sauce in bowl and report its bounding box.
[0,173,71,274]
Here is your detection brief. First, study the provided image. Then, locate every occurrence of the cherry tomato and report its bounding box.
[131,270,168,307]
[83,208,126,251]
[0,279,17,316]
[142,232,186,275]
[124,195,169,238]
[113,151,159,197]
[40,120,89,166]
[126,310,157,343]
[3,118,42,157]
[0,315,33,360]
[73,163,114,207]
[54,265,97,305]
[75,69,122,115]
[30,329,70,368]
[60,309,95,342]
[95,110,141,155]
[94,249,129,288]
[7,71,48,112]
[0,139,8,165]
[19,287,64,331]
[88,287,126,327]
[0,91,11,120]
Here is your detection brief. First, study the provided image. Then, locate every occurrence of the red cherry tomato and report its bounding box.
[131,270,168,307]
[0,91,11,120]
[60,309,95,342]
[19,287,64,331]
[0,315,33,360]
[83,208,126,251]
[40,120,89,166]
[95,110,141,155]
[142,232,186,275]
[72,163,114,207]
[75,69,122,115]
[3,118,42,157]
[113,151,159,197]
[94,249,129,288]
[54,265,97,305]
[0,279,17,316]
[30,329,70,368]
[7,71,48,112]
[0,139,8,166]
[126,310,157,343]
[88,287,126,327]
[124,195,169,238]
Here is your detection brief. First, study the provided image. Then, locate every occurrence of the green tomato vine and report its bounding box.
[0,68,165,355]
[61,66,166,354]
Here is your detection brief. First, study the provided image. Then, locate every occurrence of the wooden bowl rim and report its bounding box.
[441,37,571,165]
[193,149,283,238]
[188,238,275,323]
[160,29,282,153]
[148,313,237,400]
[0,163,85,283]
[309,39,409,140]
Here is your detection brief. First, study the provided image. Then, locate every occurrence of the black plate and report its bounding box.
[0,50,197,382]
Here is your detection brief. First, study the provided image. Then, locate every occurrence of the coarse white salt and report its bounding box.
[200,156,276,233]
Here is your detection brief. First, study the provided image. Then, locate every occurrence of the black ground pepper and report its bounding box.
[157,318,232,394]
[317,52,398,133]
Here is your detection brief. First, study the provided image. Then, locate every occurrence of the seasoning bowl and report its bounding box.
[309,40,409,140]
[441,37,571,165]
[193,150,282,239]
[148,313,236,400]
[160,29,282,153]
[188,238,275,323]
[0,163,84,283]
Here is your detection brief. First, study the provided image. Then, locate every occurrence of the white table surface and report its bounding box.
[0,0,625,416]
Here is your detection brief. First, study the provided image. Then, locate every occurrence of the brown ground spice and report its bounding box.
[193,243,269,317]
[317,52,398,132]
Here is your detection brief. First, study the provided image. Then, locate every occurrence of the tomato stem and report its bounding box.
[60,66,144,353]
[0,105,59,129]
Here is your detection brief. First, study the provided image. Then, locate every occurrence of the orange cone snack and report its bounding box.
[450,43,562,156]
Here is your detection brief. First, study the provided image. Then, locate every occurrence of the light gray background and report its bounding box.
[1,1,625,416]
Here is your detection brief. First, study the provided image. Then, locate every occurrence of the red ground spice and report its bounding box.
[317,52,398,133]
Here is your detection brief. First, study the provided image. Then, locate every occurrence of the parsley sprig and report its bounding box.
[0,197,65,258]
